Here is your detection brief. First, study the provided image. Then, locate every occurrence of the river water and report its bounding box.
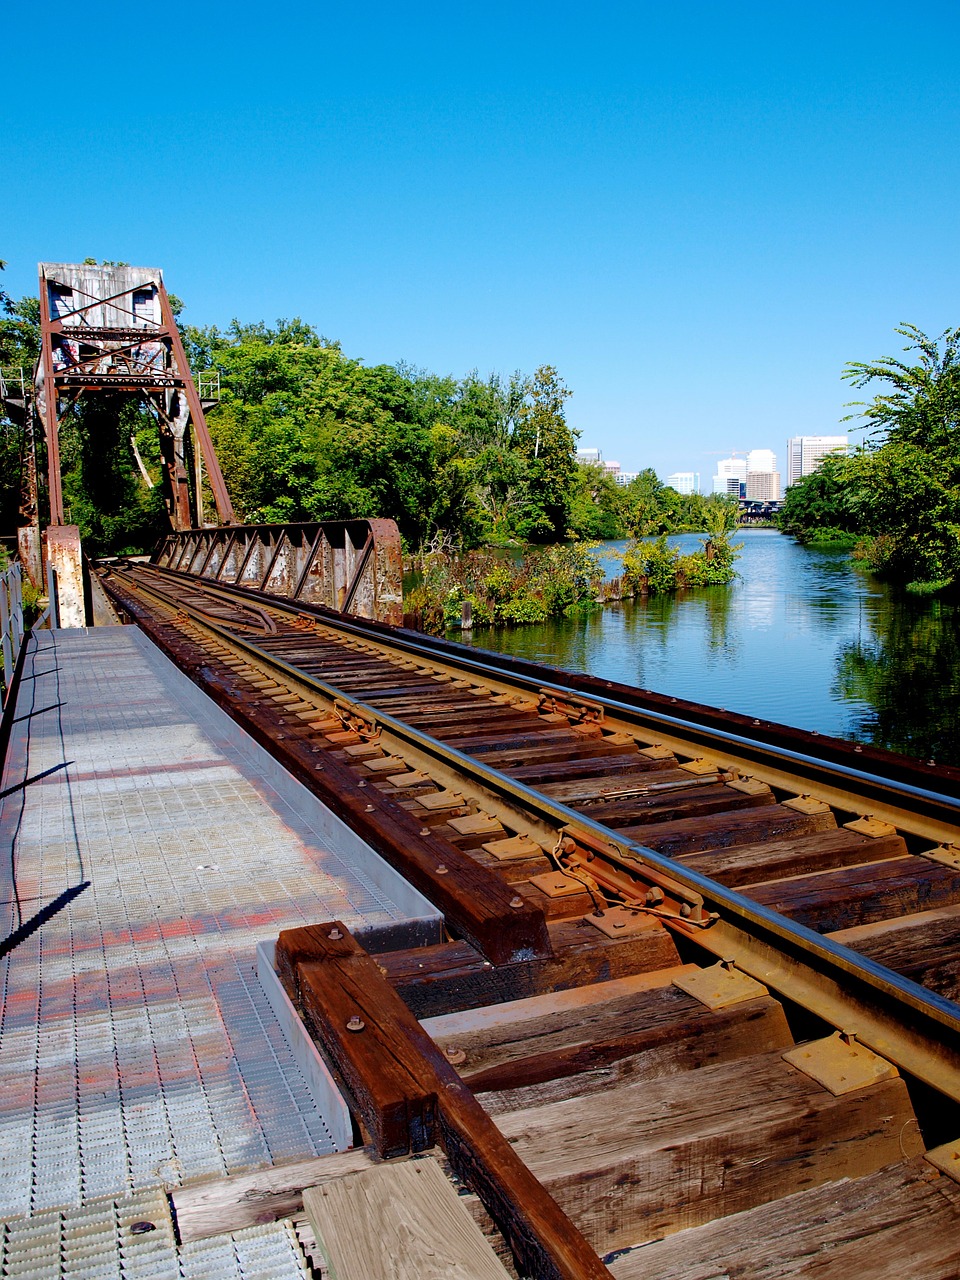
[458,529,960,767]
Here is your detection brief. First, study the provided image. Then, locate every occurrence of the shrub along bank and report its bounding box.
[404,531,740,635]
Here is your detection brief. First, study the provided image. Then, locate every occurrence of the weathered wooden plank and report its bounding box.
[506,755,676,786]
[497,1048,917,1254]
[830,904,960,1000]
[173,1149,377,1243]
[744,855,960,933]
[379,918,682,1019]
[568,781,771,828]
[283,922,613,1280]
[607,1158,957,1279]
[481,740,640,770]
[536,766,692,804]
[291,942,439,1158]
[677,827,908,887]
[629,803,837,856]
[303,1157,512,1279]
[437,726,592,753]
[459,995,793,1104]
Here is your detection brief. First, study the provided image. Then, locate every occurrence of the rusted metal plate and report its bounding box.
[925,1139,960,1182]
[364,755,408,773]
[726,776,770,796]
[415,790,465,811]
[446,812,503,836]
[46,524,86,628]
[783,794,833,814]
[844,816,900,838]
[386,770,433,788]
[679,757,719,775]
[528,872,589,898]
[639,744,674,760]
[673,961,769,1010]
[783,1032,899,1096]
[482,835,545,861]
[922,844,960,870]
[343,741,383,760]
[584,906,662,938]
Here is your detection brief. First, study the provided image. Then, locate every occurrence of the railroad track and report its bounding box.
[98,560,960,1278]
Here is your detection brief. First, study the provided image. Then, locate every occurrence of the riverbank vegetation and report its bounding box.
[406,518,741,636]
[781,325,960,592]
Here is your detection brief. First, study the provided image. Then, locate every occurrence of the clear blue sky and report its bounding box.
[4,2,959,489]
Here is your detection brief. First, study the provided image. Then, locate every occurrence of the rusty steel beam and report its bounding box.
[156,278,234,526]
[36,276,64,525]
[153,520,404,625]
[32,263,235,533]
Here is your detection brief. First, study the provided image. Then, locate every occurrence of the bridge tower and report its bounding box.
[35,262,235,532]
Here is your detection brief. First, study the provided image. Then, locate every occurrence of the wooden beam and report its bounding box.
[607,1157,955,1279]
[172,1149,377,1243]
[281,921,613,1280]
[303,1157,512,1279]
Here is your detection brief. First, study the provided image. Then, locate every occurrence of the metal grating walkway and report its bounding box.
[0,626,439,1276]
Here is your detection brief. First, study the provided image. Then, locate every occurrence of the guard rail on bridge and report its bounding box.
[152,518,403,625]
[1,562,25,703]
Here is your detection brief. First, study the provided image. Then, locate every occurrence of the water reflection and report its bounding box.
[834,597,960,762]
[460,529,960,766]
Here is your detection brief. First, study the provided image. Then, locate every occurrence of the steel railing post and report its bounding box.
[0,573,11,688]
[46,563,60,630]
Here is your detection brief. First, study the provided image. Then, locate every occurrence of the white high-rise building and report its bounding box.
[666,472,700,495]
[786,435,848,486]
[745,449,779,499]
[746,448,776,475]
[712,456,747,496]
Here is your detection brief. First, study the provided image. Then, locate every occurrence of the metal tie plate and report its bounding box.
[673,961,769,1009]
[783,794,833,814]
[679,757,720,775]
[481,834,544,861]
[783,1031,899,1095]
[585,905,662,938]
[843,816,899,838]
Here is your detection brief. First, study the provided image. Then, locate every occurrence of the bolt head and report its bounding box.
[346,1015,365,1033]
[328,928,342,940]
[444,1046,466,1065]
[509,896,524,909]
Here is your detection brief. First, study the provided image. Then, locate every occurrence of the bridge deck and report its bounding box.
[0,626,439,1277]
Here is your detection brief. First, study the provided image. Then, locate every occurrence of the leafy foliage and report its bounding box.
[782,326,960,589]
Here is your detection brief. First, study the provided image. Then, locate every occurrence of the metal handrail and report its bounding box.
[0,561,25,701]
[196,369,221,401]
[0,366,28,401]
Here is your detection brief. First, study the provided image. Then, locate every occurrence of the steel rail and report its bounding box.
[108,563,960,1102]
[130,563,960,832]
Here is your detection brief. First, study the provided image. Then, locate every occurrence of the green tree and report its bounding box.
[779,452,860,542]
[567,463,626,539]
[843,324,960,453]
[511,365,578,540]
